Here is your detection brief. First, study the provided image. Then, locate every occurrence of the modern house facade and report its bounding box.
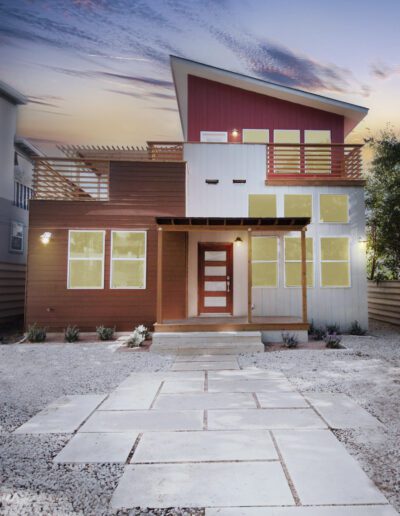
[25,57,369,339]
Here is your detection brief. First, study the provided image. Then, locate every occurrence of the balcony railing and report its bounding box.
[59,142,184,161]
[266,143,363,183]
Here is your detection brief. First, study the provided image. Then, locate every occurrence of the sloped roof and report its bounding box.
[0,80,27,105]
[170,56,368,139]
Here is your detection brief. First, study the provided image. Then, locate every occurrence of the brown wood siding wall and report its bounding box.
[368,280,400,326]
[25,162,186,331]
[0,262,26,327]
[162,231,188,320]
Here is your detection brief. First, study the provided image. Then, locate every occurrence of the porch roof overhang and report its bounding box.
[156,216,310,231]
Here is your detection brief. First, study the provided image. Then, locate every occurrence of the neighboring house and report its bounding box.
[25,56,369,341]
[0,82,37,327]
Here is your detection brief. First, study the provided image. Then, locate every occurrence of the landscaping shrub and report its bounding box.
[64,325,80,343]
[27,323,46,343]
[281,332,299,348]
[308,320,316,336]
[126,324,149,348]
[349,320,366,336]
[96,326,115,341]
[311,327,326,341]
[326,323,341,335]
[324,333,343,349]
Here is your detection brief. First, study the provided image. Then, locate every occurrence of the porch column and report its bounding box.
[247,228,252,323]
[300,227,308,323]
[156,227,163,324]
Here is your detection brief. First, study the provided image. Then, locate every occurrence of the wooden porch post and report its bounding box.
[247,228,252,323]
[156,227,163,324]
[300,227,308,323]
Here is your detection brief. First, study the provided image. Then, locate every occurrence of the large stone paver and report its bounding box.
[305,392,383,429]
[208,378,295,393]
[274,429,389,505]
[208,408,326,430]
[100,388,159,410]
[14,395,106,434]
[161,378,205,393]
[175,355,237,362]
[54,432,138,463]
[208,369,286,380]
[172,361,239,371]
[256,391,309,408]
[110,462,294,509]
[206,506,399,515]
[132,430,278,463]
[79,410,204,432]
[153,392,256,410]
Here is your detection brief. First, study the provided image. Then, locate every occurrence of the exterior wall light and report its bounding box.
[231,128,239,138]
[40,232,52,245]
[234,237,243,244]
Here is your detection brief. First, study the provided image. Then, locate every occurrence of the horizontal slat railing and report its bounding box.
[368,280,400,326]
[266,143,363,180]
[59,142,184,161]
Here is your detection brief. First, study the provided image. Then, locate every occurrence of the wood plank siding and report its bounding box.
[368,280,400,326]
[25,162,186,331]
[162,231,188,321]
[0,262,26,327]
[188,75,345,143]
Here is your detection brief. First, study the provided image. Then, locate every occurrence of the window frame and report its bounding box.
[319,236,351,288]
[110,230,147,290]
[200,131,228,143]
[242,129,269,144]
[248,194,277,217]
[284,236,314,289]
[284,193,313,221]
[67,229,105,290]
[319,194,349,224]
[9,220,24,254]
[251,235,279,288]
[304,130,332,175]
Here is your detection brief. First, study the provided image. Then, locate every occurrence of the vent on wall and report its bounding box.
[233,179,246,184]
[205,179,219,184]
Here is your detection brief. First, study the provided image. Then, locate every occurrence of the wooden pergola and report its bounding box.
[155,217,310,331]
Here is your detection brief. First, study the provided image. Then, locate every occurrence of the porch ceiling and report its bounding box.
[155,216,310,231]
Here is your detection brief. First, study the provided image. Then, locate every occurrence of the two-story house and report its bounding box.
[25,57,368,346]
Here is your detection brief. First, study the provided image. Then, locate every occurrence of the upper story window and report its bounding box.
[284,194,313,219]
[319,194,349,223]
[273,130,301,174]
[200,131,228,143]
[14,182,33,211]
[248,194,276,217]
[9,221,24,254]
[242,129,269,143]
[304,130,331,174]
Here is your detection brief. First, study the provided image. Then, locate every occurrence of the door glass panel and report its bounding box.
[204,296,227,307]
[205,266,226,276]
[204,251,226,261]
[204,281,226,291]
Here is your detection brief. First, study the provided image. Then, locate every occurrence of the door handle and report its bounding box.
[226,275,230,293]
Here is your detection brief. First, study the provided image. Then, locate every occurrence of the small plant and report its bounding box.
[135,324,149,340]
[281,332,299,349]
[27,323,47,343]
[326,323,341,335]
[308,320,316,336]
[64,325,80,343]
[324,333,343,349]
[312,327,326,341]
[126,324,149,348]
[349,320,366,336]
[96,325,115,341]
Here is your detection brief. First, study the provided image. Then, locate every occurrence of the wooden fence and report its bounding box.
[368,280,400,326]
[0,262,26,327]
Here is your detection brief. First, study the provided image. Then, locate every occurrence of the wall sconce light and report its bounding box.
[234,236,243,245]
[358,236,367,244]
[40,232,52,245]
[231,128,239,138]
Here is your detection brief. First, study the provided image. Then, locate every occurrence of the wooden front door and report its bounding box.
[198,243,233,314]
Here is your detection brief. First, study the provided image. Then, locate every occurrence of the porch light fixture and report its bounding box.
[231,128,239,138]
[40,232,52,245]
[234,237,243,245]
[358,236,367,244]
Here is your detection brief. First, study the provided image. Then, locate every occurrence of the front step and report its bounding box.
[151,331,264,354]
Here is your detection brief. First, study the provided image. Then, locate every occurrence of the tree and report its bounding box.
[365,129,400,281]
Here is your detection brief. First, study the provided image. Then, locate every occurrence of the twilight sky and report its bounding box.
[1,0,400,154]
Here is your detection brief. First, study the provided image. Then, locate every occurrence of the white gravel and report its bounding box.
[0,342,203,515]
[239,321,400,512]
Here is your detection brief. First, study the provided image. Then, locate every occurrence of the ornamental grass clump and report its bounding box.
[326,323,341,335]
[324,333,343,349]
[96,325,115,341]
[27,323,47,343]
[349,320,366,336]
[281,332,299,349]
[311,327,326,341]
[64,325,80,343]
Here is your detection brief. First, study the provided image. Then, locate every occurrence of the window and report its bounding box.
[284,194,312,218]
[273,130,300,174]
[111,231,146,289]
[320,237,350,287]
[320,194,349,223]
[9,221,24,253]
[304,130,331,174]
[251,236,278,287]
[200,131,228,143]
[248,194,276,217]
[284,237,314,287]
[68,230,105,289]
[242,129,269,143]
[14,182,33,210]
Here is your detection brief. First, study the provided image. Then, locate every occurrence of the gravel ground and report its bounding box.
[239,321,400,512]
[0,342,202,516]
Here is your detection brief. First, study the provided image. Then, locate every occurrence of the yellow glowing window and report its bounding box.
[252,236,278,287]
[284,194,312,218]
[320,194,349,223]
[68,230,104,289]
[320,237,350,287]
[304,130,331,174]
[272,130,300,174]
[284,237,314,287]
[248,194,276,217]
[111,231,146,289]
[242,129,269,143]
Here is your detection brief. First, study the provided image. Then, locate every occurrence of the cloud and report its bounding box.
[370,61,400,80]
[27,95,64,108]
[106,88,176,100]
[99,72,173,89]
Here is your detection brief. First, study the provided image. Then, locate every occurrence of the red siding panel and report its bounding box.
[188,75,344,143]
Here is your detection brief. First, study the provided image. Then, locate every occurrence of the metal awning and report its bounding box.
[156,216,310,231]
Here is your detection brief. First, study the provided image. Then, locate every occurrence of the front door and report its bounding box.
[198,243,233,315]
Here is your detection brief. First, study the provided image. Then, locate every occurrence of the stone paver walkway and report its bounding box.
[14,353,399,514]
